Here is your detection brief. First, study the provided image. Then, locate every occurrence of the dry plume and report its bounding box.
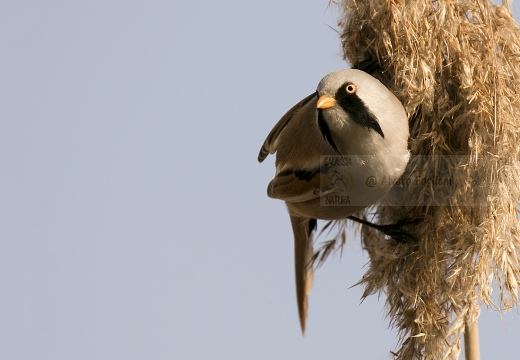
[333,0,520,358]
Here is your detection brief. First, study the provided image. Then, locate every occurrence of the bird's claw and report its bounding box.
[348,216,420,243]
[378,223,418,243]
[380,218,422,243]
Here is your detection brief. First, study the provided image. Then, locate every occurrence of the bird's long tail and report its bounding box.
[289,215,316,334]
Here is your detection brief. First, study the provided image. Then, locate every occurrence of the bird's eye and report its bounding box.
[346,84,356,94]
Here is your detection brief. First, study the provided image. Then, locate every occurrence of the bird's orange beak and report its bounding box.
[317,95,336,109]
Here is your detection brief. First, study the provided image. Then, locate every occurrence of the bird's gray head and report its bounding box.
[315,69,409,156]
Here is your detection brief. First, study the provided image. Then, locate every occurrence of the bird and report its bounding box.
[258,69,410,333]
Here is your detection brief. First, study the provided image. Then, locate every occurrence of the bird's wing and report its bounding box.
[258,92,316,163]
[290,215,316,334]
[267,168,322,203]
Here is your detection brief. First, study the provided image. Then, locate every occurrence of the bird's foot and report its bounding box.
[374,220,418,243]
[348,216,419,243]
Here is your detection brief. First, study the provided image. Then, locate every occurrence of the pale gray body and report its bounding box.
[258,69,410,333]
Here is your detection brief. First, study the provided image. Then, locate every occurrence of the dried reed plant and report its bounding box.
[333,0,520,358]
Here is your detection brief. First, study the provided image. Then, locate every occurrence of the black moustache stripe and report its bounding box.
[317,109,341,154]
[336,87,384,138]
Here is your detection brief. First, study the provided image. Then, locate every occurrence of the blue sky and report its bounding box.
[2,1,520,359]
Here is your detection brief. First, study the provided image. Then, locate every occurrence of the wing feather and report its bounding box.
[257,92,316,162]
[267,168,321,203]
